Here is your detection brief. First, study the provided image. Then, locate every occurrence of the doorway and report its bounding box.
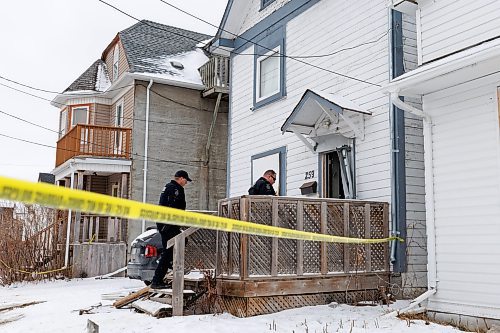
[321,145,355,199]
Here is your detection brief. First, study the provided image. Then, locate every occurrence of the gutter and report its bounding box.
[389,92,438,312]
[141,79,154,233]
[128,73,205,91]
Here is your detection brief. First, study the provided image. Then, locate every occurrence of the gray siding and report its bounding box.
[402,12,427,297]
[129,82,228,244]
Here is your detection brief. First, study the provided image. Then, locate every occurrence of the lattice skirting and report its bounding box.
[215,289,380,317]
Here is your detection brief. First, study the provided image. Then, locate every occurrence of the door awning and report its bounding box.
[281,89,371,151]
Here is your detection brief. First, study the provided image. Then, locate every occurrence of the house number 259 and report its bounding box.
[304,170,314,180]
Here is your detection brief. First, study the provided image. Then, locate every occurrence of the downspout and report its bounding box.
[141,79,154,233]
[389,92,438,313]
[64,163,75,268]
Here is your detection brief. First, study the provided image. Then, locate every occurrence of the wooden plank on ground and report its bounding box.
[131,299,172,317]
[113,286,150,308]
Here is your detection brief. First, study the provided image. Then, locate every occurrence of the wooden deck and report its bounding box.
[212,196,390,316]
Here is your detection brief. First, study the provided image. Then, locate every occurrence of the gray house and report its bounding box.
[50,20,228,277]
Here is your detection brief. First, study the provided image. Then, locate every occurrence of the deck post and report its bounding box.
[320,202,328,275]
[239,197,249,279]
[297,200,304,276]
[364,203,371,272]
[271,198,279,276]
[172,234,186,316]
[343,202,350,273]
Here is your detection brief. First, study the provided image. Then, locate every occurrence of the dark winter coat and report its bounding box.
[248,177,276,195]
[157,180,186,236]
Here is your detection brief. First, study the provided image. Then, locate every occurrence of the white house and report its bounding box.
[385,0,500,329]
[210,0,428,297]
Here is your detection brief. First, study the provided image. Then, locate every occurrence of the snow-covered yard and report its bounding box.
[0,277,461,333]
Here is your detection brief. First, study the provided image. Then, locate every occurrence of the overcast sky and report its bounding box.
[0,0,227,181]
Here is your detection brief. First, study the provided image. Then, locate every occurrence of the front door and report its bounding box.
[321,145,355,199]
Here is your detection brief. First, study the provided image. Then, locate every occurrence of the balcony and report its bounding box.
[198,55,230,97]
[55,124,132,167]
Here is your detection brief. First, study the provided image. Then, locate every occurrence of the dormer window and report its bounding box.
[113,44,120,81]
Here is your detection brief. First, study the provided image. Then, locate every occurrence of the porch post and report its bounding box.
[72,170,84,243]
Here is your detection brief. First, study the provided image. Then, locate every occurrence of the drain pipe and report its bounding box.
[141,79,154,233]
[388,92,438,314]
[64,162,75,268]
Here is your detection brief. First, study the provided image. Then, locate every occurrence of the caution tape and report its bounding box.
[0,258,69,276]
[0,176,403,244]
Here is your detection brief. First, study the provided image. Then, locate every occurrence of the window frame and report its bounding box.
[260,0,276,10]
[59,109,68,137]
[251,146,287,196]
[70,105,89,127]
[256,46,281,102]
[113,44,120,81]
[115,99,124,127]
[253,26,286,110]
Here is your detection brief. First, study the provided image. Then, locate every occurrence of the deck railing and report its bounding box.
[217,196,389,280]
[198,55,230,96]
[55,124,131,166]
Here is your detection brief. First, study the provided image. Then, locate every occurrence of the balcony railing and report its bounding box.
[55,124,132,166]
[198,55,230,97]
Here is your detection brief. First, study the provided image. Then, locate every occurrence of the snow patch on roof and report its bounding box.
[95,62,111,92]
[135,49,208,86]
[196,38,213,48]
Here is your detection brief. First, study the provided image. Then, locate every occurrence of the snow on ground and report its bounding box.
[0,277,461,333]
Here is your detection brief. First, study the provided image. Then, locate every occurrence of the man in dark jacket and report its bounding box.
[151,170,191,289]
[248,170,277,195]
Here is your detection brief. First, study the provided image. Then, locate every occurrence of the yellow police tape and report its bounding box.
[0,176,403,244]
[0,258,69,276]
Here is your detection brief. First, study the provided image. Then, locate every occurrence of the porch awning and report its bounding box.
[281,89,371,150]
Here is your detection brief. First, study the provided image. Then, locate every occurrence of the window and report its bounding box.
[251,147,286,195]
[114,100,124,155]
[59,109,67,137]
[257,47,281,100]
[71,106,88,126]
[261,0,275,10]
[253,26,285,109]
[115,100,124,127]
[113,44,119,81]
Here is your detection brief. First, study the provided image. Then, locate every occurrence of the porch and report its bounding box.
[170,195,391,317]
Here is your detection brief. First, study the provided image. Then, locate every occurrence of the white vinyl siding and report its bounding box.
[419,0,500,63]
[229,0,392,201]
[240,0,293,34]
[424,74,500,319]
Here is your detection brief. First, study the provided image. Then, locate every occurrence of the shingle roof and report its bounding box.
[119,20,211,74]
[64,59,110,93]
